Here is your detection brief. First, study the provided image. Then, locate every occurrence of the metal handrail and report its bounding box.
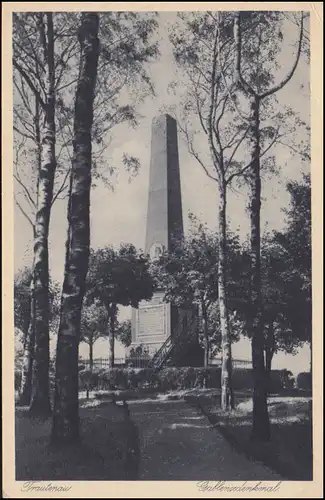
[149,318,196,372]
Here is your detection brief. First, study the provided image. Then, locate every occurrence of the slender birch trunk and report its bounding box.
[264,350,274,395]
[309,342,312,375]
[29,22,56,414]
[89,341,94,372]
[207,24,235,409]
[19,247,35,405]
[248,95,270,441]
[201,302,209,369]
[264,320,275,394]
[232,10,303,441]
[19,328,34,405]
[108,304,117,369]
[218,183,234,410]
[19,99,41,406]
[52,13,100,444]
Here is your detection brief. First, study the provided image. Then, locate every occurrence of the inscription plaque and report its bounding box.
[138,304,165,340]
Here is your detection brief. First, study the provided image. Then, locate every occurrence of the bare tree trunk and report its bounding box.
[89,341,93,372]
[232,10,303,442]
[218,182,234,411]
[264,348,274,395]
[29,13,55,417]
[201,302,209,369]
[309,342,312,375]
[19,270,35,405]
[264,320,275,395]
[108,305,117,369]
[248,95,270,441]
[19,99,41,406]
[200,302,209,389]
[51,13,100,444]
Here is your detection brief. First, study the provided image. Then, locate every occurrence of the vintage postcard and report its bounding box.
[2,2,323,498]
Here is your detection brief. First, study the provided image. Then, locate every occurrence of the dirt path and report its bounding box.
[129,399,282,481]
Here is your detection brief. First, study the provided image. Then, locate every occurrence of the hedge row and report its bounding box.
[15,369,56,393]
[78,366,296,393]
[14,368,310,393]
[296,371,312,391]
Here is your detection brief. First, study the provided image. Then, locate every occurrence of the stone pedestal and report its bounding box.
[131,292,170,355]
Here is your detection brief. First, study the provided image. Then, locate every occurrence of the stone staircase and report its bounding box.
[148,319,198,373]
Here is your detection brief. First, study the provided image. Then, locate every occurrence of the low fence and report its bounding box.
[211,358,252,369]
[81,358,126,369]
[80,355,252,370]
[80,355,152,369]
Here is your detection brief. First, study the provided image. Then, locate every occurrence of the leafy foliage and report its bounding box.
[78,366,292,393]
[273,174,312,345]
[153,217,242,359]
[80,300,109,347]
[86,244,155,312]
[154,218,219,309]
[14,266,32,336]
[115,319,132,348]
[14,266,61,336]
[228,174,312,359]
[13,12,160,224]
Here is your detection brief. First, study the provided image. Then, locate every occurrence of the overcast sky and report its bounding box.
[14,12,310,372]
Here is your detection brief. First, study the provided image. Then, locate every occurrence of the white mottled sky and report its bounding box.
[14,12,311,373]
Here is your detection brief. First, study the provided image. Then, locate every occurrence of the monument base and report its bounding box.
[130,292,170,355]
[130,294,204,366]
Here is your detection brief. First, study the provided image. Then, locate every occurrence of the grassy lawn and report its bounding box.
[15,402,139,481]
[190,391,313,481]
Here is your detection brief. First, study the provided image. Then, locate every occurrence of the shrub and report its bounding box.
[232,368,254,390]
[158,368,181,391]
[269,369,294,392]
[78,368,154,392]
[78,366,294,394]
[296,371,312,391]
[205,367,221,388]
[182,367,197,389]
[154,367,221,391]
[79,369,101,392]
[107,368,129,389]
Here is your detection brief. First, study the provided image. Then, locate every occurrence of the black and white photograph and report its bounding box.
[2,2,323,496]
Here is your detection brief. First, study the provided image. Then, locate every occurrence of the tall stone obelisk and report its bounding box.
[145,114,183,255]
[130,115,202,365]
[130,115,184,354]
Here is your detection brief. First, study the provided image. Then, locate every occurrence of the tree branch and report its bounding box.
[14,195,35,227]
[194,86,208,135]
[13,74,33,117]
[226,126,250,170]
[233,12,256,96]
[277,139,311,162]
[178,119,218,183]
[13,107,35,137]
[226,127,281,185]
[13,60,45,108]
[188,140,218,183]
[13,125,35,142]
[56,77,79,93]
[259,12,304,99]
[223,124,249,150]
[216,13,250,124]
[52,167,71,206]
[207,22,223,167]
[13,173,37,208]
